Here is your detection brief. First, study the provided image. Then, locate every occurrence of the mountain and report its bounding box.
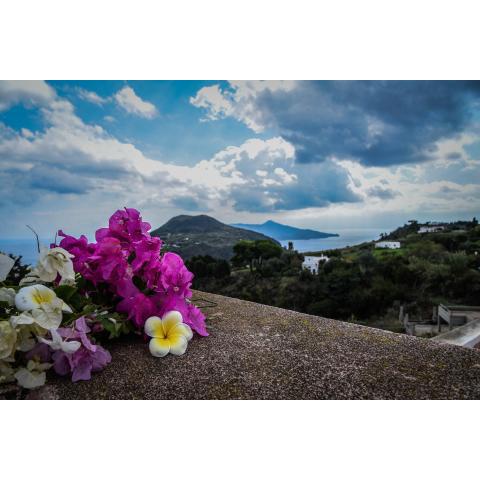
[231,220,338,240]
[151,215,279,260]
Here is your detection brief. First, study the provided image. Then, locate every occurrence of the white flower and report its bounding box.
[0,321,17,360]
[0,253,15,282]
[9,312,37,328]
[14,360,50,389]
[15,284,71,312]
[20,246,75,285]
[144,311,193,357]
[39,329,81,354]
[0,287,16,306]
[14,285,72,330]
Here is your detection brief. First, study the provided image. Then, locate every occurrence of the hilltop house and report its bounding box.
[302,255,329,272]
[375,241,401,249]
[418,224,445,233]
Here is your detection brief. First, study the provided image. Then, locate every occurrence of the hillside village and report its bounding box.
[187,217,480,342]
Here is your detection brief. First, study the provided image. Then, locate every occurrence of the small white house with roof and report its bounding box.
[302,255,329,272]
[375,241,401,249]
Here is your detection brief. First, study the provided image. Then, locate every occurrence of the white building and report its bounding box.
[375,241,401,249]
[302,255,329,272]
[418,225,445,233]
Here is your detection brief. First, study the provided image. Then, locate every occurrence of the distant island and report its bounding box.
[231,220,338,241]
[151,214,278,260]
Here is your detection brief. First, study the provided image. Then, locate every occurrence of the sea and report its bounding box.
[0,238,51,266]
[0,228,385,265]
[279,228,384,253]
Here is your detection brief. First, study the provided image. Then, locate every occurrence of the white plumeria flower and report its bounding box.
[0,287,16,306]
[39,329,81,354]
[144,311,193,357]
[14,360,50,389]
[13,285,72,330]
[20,246,75,285]
[0,253,15,282]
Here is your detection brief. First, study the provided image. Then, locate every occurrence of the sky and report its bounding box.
[0,80,479,240]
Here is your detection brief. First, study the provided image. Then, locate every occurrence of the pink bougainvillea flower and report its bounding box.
[155,292,208,337]
[88,237,129,284]
[159,252,193,297]
[58,230,96,278]
[117,292,156,329]
[108,208,152,243]
[59,207,208,337]
[131,237,163,284]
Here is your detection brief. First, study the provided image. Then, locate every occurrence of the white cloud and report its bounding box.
[189,85,232,120]
[190,81,297,133]
[77,88,107,105]
[114,86,157,118]
[1,81,478,238]
[0,80,56,111]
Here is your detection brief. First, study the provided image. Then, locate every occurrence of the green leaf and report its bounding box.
[54,285,78,302]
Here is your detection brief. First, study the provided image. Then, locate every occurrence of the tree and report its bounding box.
[232,240,257,272]
[232,240,283,273]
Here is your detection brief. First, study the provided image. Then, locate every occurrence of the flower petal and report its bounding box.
[161,310,183,336]
[149,338,170,357]
[169,323,193,341]
[62,340,81,354]
[144,316,163,338]
[168,335,188,356]
[9,312,35,328]
[0,253,15,282]
[14,368,46,389]
[61,302,73,313]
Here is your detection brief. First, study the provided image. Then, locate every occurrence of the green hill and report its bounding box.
[151,214,279,260]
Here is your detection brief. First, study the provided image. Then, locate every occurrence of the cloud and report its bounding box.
[1,80,479,238]
[191,80,480,167]
[184,137,361,212]
[366,185,401,200]
[114,86,157,118]
[190,81,296,132]
[0,96,174,210]
[0,80,56,111]
[77,88,108,105]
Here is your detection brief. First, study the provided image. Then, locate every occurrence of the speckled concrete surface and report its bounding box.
[30,291,480,399]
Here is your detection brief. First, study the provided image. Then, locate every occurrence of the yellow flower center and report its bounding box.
[151,324,164,339]
[32,288,55,306]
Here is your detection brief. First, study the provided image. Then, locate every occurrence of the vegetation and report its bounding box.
[189,219,480,333]
[151,214,278,260]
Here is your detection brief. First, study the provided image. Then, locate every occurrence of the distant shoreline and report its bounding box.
[279,228,383,253]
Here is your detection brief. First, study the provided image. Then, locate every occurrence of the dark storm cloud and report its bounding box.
[254,81,480,166]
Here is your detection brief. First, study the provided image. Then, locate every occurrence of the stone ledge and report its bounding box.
[29,291,480,399]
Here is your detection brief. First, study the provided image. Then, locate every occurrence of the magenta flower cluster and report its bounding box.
[58,208,208,336]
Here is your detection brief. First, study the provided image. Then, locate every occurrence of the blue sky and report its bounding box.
[0,80,479,239]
